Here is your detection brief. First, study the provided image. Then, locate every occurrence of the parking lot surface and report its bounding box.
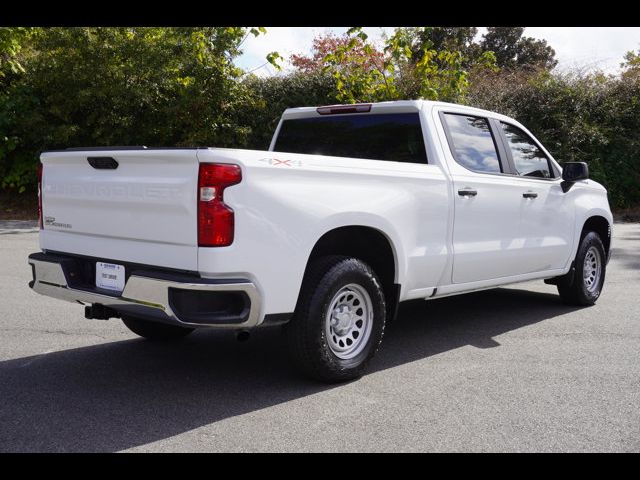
[0,221,638,452]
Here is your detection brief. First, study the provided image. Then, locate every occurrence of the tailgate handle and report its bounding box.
[88,157,118,169]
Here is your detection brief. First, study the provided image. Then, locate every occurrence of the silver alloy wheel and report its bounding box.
[325,283,374,360]
[583,246,602,293]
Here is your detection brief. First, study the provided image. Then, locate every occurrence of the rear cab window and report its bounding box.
[273,112,428,164]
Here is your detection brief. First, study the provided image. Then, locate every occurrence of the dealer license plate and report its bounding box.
[96,262,125,293]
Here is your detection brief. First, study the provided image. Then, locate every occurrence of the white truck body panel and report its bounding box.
[195,147,450,316]
[40,149,200,270]
[35,100,613,324]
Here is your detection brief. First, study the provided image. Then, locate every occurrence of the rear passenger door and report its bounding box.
[440,112,530,284]
[497,121,574,272]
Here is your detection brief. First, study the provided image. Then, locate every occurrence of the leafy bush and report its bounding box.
[240,71,337,150]
[0,27,256,192]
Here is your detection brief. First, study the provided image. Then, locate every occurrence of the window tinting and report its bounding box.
[443,114,502,173]
[273,113,427,164]
[501,123,553,178]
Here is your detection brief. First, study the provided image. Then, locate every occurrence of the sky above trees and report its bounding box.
[236,27,640,76]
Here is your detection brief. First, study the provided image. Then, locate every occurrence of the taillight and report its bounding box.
[37,162,43,229]
[198,163,242,247]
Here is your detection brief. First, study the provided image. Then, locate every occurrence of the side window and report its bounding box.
[501,123,554,178]
[443,113,502,173]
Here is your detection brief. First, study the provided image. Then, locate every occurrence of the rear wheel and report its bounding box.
[286,256,386,383]
[122,316,194,341]
[557,231,606,306]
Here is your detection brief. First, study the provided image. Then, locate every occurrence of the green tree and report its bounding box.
[481,27,557,70]
[0,27,267,192]
[403,27,480,65]
[397,27,556,71]
[241,71,337,150]
[0,27,34,79]
[318,27,496,104]
[621,49,640,78]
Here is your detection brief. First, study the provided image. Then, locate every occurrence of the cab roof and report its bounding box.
[281,100,511,123]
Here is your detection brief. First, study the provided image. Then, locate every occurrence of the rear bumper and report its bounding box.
[28,252,262,329]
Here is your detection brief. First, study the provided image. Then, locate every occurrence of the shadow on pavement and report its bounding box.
[0,287,581,452]
[611,247,640,272]
[610,224,640,272]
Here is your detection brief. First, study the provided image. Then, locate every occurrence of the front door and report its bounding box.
[498,121,575,273]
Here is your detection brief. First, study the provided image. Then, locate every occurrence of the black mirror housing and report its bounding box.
[562,162,589,182]
[561,162,589,192]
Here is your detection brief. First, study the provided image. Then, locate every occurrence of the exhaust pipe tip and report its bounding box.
[85,304,119,320]
[236,330,251,342]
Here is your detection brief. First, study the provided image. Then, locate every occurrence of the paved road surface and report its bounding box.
[0,221,638,452]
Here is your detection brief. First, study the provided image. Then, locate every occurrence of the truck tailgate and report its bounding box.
[40,149,199,271]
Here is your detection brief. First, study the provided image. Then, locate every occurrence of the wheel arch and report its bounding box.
[566,205,613,270]
[301,225,401,322]
[581,215,611,258]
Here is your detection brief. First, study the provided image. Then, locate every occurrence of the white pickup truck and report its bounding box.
[29,100,612,382]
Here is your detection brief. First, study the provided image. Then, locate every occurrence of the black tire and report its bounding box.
[557,231,606,306]
[286,255,386,383]
[122,316,194,341]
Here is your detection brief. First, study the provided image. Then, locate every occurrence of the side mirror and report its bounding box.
[561,162,589,192]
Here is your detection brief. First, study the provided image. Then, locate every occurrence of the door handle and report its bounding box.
[458,188,477,197]
[522,191,538,199]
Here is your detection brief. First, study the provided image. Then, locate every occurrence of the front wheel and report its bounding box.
[286,256,386,383]
[557,231,606,306]
[122,316,195,341]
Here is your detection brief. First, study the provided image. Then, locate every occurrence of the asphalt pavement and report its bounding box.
[0,221,638,452]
